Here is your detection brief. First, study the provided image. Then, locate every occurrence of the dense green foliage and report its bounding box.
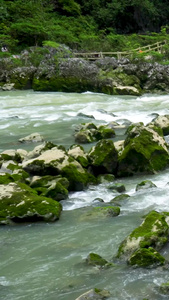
[1,0,169,52]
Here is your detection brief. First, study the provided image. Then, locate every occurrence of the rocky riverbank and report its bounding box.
[1,45,169,95]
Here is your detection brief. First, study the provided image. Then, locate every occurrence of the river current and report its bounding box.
[1,90,169,300]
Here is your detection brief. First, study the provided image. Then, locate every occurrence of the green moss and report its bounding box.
[160,282,169,294]
[98,125,115,139]
[61,164,96,191]
[88,139,118,175]
[1,152,22,163]
[128,247,165,267]
[108,183,126,193]
[41,141,57,152]
[147,125,164,137]
[131,211,168,248]
[117,211,169,259]
[136,180,156,191]
[43,182,68,201]
[86,253,108,266]
[24,159,60,176]
[32,76,98,93]
[110,194,130,202]
[0,174,15,184]
[118,126,169,176]
[30,175,69,201]
[97,174,115,183]
[76,155,89,168]
[0,183,62,224]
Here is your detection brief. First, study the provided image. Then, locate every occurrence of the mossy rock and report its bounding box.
[98,125,115,139]
[159,282,169,294]
[93,206,120,217]
[30,175,69,201]
[110,194,130,203]
[149,115,169,136]
[61,164,96,191]
[32,76,98,93]
[118,125,169,176]
[68,145,89,167]
[136,180,157,191]
[81,206,120,220]
[0,150,22,163]
[86,253,109,267]
[0,170,29,185]
[30,175,69,189]
[74,129,99,143]
[128,247,165,267]
[0,182,62,225]
[108,183,126,193]
[74,123,115,144]
[10,67,34,89]
[98,69,142,96]
[22,146,68,176]
[117,210,169,260]
[97,174,115,184]
[88,139,118,175]
[42,181,68,201]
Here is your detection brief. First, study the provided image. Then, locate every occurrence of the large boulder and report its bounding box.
[0,182,62,225]
[117,124,169,176]
[22,146,96,191]
[88,139,118,176]
[117,210,169,267]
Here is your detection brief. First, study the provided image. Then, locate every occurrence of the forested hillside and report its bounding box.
[1,0,169,52]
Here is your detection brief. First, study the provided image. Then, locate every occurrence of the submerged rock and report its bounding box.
[79,205,120,221]
[75,288,111,300]
[136,180,157,191]
[86,253,109,267]
[110,194,130,203]
[108,183,126,193]
[19,132,44,143]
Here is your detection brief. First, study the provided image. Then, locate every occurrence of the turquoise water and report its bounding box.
[1,90,169,299]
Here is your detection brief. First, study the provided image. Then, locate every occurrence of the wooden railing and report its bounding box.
[74,40,167,60]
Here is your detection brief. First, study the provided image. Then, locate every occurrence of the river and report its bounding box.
[0,90,169,300]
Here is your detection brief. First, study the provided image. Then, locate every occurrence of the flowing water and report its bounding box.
[1,90,169,299]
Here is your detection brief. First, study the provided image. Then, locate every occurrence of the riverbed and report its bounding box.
[1,90,169,300]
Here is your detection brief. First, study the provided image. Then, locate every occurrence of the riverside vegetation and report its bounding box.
[1,1,169,97]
